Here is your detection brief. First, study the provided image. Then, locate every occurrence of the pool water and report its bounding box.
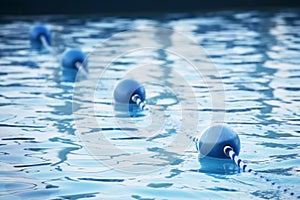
[1,9,300,199]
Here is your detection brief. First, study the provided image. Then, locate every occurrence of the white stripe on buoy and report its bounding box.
[75,61,88,77]
[40,35,55,54]
[131,94,149,111]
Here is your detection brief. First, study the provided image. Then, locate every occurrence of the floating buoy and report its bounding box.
[61,49,87,70]
[197,125,240,158]
[113,79,149,111]
[29,24,51,49]
[187,125,298,198]
[30,25,88,77]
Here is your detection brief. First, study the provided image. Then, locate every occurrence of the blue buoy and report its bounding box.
[29,24,51,49]
[194,126,299,198]
[113,79,147,110]
[198,125,241,159]
[61,49,87,70]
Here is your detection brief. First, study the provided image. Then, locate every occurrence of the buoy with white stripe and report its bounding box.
[61,49,88,75]
[113,79,149,111]
[29,24,88,76]
[29,24,52,51]
[197,125,240,158]
[187,125,299,199]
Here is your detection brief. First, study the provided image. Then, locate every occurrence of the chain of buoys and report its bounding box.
[30,25,149,110]
[112,79,298,197]
[112,78,299,198]
[187,125,299,199]
[29,24,88,75]
[30,24,298,198]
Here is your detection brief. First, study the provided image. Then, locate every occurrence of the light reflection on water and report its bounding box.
[0,9,300,199]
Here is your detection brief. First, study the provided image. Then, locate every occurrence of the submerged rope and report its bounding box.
[186,133,200,151]
[224,146,299,199]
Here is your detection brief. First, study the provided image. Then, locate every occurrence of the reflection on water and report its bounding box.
[198,156,240,175]
[0,9,300,199]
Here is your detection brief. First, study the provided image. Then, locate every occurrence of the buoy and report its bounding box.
[61,49,87,70]
[29,24,89,78]
[187,125,299,198]
[113,79,148,111]
[29,24,51,49]
[30,24,89,78]
[197,125,240,159]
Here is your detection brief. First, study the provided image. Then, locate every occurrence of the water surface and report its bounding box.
[0,9,300,199]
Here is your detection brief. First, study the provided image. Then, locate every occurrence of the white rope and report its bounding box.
[40,35,55,55]
[223,146,299,199]
[131,94,149,111]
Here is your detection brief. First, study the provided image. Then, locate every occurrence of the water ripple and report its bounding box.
[0,9,300,200]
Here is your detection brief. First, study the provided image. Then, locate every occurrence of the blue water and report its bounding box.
[1,9,300,199]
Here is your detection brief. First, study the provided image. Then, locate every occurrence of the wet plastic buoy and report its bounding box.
[189,126,299,198]
[29,24,88,80]
[113,79,148,111]
[29,24,51,49]
[197,125,240,158]
[61,49,87,70]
